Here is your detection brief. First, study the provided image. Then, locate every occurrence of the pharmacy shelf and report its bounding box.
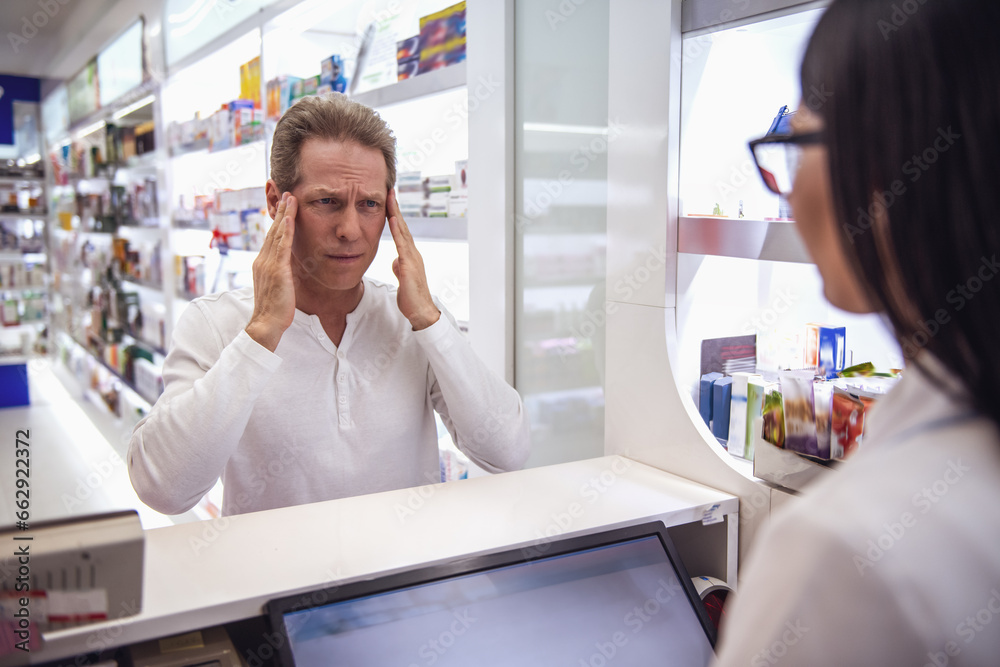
[0,286,48,297]
[172,220,212,230]
[122,276,166,292]
[383,216,468,241]
[0,176,44,186]
[118,220,164,230]
[1,320,46,332]
[0,211,47,221]
[72,335,160,407]
[0,252,46,263]
[353,62,467,109]
[678,216,812,264]
[124,332,169,358]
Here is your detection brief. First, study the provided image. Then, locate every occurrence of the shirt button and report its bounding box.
[337,350,345,359]
[318,333,326,340]
[338,374,346,382]
[339,396,347,404]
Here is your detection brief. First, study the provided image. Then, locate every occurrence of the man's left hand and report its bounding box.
[386,189,441,331]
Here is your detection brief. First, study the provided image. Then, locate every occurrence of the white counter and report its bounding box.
[25,456,737,664]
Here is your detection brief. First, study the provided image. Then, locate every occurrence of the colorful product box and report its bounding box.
[744,378,771,461]
[728,372,763,459]
[320,55,348,93]
[805,323,846,379]
[209,107,231,152]
[780,370,819,457]
[397,35,421,81]
[762,385,785,448]
[712,376,734,442]
[239,56,262,108]
[418,2,467,74]
[831,387,866,460]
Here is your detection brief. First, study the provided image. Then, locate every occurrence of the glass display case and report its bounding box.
[514,0,610,468]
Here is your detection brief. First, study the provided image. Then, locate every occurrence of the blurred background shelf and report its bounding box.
[353,61,466,109]
[678,216,812,264]
[383,216,467,241]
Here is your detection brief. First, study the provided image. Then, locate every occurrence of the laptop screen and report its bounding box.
[268,522,716,666]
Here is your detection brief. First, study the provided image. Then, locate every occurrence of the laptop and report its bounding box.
[267,521,716,666]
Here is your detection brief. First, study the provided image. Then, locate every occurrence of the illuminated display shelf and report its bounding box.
[352,61,467,109]
[677,216,811,264]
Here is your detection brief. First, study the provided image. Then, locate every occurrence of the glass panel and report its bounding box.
[515,0,610,467]
[164,0,277,66]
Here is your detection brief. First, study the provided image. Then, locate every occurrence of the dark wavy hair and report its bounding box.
[801,0,1000,427]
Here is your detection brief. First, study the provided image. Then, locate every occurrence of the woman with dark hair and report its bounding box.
[714,0,1000,664]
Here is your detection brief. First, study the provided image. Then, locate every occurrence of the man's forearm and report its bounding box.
[416,317,531,472]
[128,330,282,514]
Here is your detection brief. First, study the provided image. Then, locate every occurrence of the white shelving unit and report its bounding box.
[678,216,811,264]
[0,174,49,356]
[353,60,467,108]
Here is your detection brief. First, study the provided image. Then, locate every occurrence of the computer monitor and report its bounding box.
[267,522,716,666]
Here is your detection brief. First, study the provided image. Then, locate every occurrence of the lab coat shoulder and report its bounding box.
[714,417,1000,667]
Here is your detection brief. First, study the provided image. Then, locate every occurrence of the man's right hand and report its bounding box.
[246,192,297,352]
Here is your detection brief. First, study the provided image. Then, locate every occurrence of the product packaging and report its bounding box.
[805,323,846,379]
[728,372,763,459]
[418,2,467,74]
[320,55,349,93]
[813,380,834,459]
[712,376,734,442]
[780,370,818,457]
[448,159,468,216]
[208,106,231,152]
[239,56,262,108]
[831,387,866,460]
[700,372,724,425]
[397,35,421,81]
[744,378,771,461]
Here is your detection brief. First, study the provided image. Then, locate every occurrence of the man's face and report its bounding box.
[284,138,387,292]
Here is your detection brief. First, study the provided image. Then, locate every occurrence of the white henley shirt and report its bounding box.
[127,278,531,516]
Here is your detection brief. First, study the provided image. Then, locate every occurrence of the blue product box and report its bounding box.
[320,55,348,93]
[712,376,734,442]
[699,372,724,426]
[0,362,30,407]
[806,323,847,379]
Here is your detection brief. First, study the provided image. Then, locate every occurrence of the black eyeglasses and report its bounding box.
[748,131,824,196]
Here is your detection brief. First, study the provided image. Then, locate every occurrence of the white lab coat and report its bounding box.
[713,355,1000,667]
